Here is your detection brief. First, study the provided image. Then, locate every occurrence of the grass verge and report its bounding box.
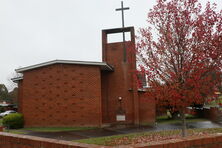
[22,127,97,132]
[4,126,98,134]
[74,128,222,146]
[1,118,97,133]
[156,115,207,124]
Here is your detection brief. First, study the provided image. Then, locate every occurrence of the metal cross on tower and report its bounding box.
[116,1,130,62]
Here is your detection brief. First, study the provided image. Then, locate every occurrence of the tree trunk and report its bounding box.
[181,111,187,137]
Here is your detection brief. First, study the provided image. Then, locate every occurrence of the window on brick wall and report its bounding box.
[137,73,148,89]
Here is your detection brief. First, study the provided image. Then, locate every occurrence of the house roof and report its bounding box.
[15,59,114,73]
[11,76,23,83]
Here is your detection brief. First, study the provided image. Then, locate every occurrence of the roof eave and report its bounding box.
[11,76,23,83]
[15,60,114,73]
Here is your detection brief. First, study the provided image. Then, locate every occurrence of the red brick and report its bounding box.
[18,64,102,127]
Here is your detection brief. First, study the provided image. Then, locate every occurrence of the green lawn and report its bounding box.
[21,127,97,132]
[4,126,97,134]
[0,118,97,133]
[6,130,27,134]
[75,128,222,146]
[156,114,207,124]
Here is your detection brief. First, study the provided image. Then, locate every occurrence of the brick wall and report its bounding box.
[1,132,222,148]
[138,92,156,124]
[133,134,222,148]
[101,27,154,125]
[0,132,106,148]
[203,107,221,122]
[20,64,102,127]
[101,42,135,124]
[17,80,23,113]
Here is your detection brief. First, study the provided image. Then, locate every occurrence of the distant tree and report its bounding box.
[4,71,22,104]
[8,87,18,104]
[0,84,9,102]
[136,0,222,137]
[7,71,22,91]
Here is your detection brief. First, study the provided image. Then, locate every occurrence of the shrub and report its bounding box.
[2,113,24,129]
[0,106,5,113]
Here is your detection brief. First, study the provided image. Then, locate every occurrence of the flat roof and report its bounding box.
[102,26,134,34]
[15,59,114,73]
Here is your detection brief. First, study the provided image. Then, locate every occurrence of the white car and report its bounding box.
[0,110,16,117]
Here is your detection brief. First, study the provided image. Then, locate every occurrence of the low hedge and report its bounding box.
[2,113,24,129]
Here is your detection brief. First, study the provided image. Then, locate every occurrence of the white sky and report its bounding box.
[0,0,221,90]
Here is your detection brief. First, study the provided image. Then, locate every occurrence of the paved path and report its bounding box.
[21,121,222,141]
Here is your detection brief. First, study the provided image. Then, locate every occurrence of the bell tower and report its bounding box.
[101,27,140,125]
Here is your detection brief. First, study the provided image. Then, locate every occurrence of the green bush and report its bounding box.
[0,106,5,113]
[2,113,24,129]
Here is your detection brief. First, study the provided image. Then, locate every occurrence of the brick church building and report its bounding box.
[12,27,155,127]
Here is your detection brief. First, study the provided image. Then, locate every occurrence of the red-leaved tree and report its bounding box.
[136,0,222,136]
